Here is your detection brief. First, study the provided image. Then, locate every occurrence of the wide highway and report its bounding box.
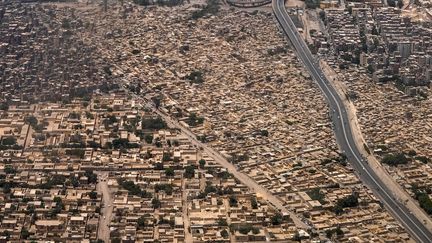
[272,0,432,242]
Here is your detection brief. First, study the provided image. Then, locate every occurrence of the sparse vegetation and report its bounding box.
[307,188,326,204]
[325,226,344,239]
[186,70,205,84]
[191,0,220,19]
[305,0,320,9]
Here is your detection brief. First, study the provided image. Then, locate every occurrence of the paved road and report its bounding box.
[130,93,308,229]
[181,180,193,242]
[272,0,432,242]
[96,171,114,242]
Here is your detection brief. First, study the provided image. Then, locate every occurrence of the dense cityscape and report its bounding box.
[0,0,431,242]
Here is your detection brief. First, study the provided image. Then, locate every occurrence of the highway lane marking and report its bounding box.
[273,1,430,241]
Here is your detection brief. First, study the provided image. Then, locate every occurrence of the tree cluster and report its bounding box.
[381,153,409,166]
[271,213,289,225]
[325,226,344,239]
[109,138,140,149]
[154,184,174,195]
[117,179,152,198]
[412,185,432,215]
[142,117,167,130]
[186,113,204,127]
[332,192,359,215]
[307,188,326,204]
[66,149,85,158]
[239,225,260,235]
[184,165,196,179]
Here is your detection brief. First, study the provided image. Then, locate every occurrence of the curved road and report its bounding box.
[272,0,432,242]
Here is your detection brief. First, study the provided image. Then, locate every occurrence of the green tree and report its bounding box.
[0,102,8,111]
[4,166,16,175]
[2,137,16,146]
[89,190,98,200]
[260,129,269,137]
[414,189,432,215]
[162,152,171,162]
[251,197,258,209]
[415,156,429,164]
[381,153,408,166]
[184,165,196,179]
[199,159,206,168]
[332,192,359,215]
[407,150,417,156]
[20,228,30,239]
[144,134,153,144]
[229,195,238,207]
[238,224,252,234]
[25,116,38,128]
[307,188,326,204]
[218,218,228,226]
[319,10,326,21]
[186,70,205,83]
[187,113,204,127]
[221,229,229,238]
[1,231,10,240]
[152,198,161,209]
[305,0,320,9]
[84,170,98,184]
[142,117,167,130]
[155,163,164,170]
[271,213,283,225]
[155,184,173,195]
[137,216,147,228]
[165,168,175,177]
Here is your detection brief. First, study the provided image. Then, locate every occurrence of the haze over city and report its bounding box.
[0,0,431,242]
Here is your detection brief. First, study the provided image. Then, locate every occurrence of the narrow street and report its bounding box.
[96,171,114,242]
[131,93,308,229]
[182,180,193,242]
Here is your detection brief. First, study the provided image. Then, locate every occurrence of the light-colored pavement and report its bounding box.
[272,0,432,241]
[96,171,114,242]
[182,180,193,242]
[319,59,432,233]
